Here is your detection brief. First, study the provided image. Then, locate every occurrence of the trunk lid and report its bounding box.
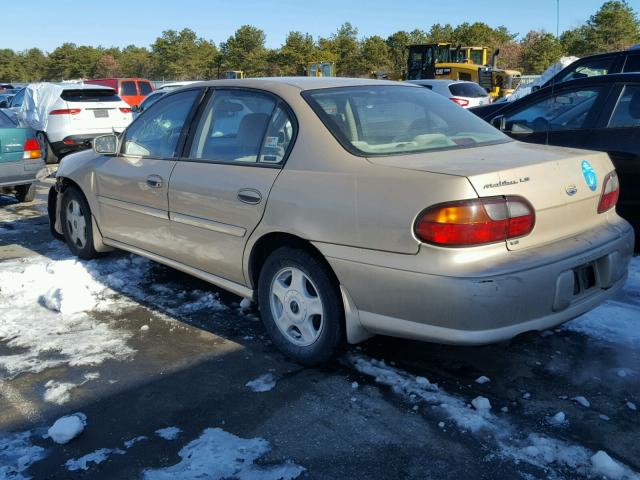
[368,141,615,251]
[0,127,28,163]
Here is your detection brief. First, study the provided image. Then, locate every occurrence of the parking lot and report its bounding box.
[0,180,637,479]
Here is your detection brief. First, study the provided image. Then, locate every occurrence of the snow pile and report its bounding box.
[142,428,304,480]
[471,396,491,411]
[0,256,139,378]
[591,451,629,480]
[156,427,182,441]
[349,354,640,479]
[246,373,278,393]
[0,431,46,480]
[43,372,99,405]
[65,447,125,471]
[547,411,567,426]
[507,56,579,101]
[47,413,86,444]
[475,376,491,384]
[573,396,590,408]
[627,402,637,411]
[124,436,147,448]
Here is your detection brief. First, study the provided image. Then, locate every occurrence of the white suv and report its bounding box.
[16,84,132,163]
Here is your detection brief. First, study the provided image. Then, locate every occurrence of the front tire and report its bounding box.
[15,183,36,202]
[258,247,345,366]
[60,187,99,259]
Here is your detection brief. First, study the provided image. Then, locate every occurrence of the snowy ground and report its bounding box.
[0,182,638,480]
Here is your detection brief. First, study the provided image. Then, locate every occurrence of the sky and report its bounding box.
[0,0,619,52]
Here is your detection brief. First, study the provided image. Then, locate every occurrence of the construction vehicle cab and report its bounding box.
[225,70,245,80]
[306,62,336,77]
[406,43,521,98]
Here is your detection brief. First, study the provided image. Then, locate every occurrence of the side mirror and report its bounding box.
[131,105,140,113]
[0,100,7,109]
[93,134,118,155]
[491,115,506,131]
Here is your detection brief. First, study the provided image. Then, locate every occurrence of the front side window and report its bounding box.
[122,89,201,158]
[503,87,601,133]
[121,81,137,96]
[608,85,640,128]
[559,58,613,83]
[138,81,153,96]
[304,85,507,156]
[189,90,278,163]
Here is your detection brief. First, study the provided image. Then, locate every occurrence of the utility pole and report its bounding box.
[556,0,560,38]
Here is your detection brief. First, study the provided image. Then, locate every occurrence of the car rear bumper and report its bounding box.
[321,220,635,345]
[0,160,43,188]
[51,135,98,155]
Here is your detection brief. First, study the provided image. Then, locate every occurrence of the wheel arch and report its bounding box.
[245,231,373,344]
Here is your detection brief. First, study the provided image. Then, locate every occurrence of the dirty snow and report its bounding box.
[349,354,639,479]
[246,373,278,393]
[474,376,491,384]
[0,431,46,480]
[65,447,125,471]
[124,436,148,448]
[155,427,182,441]
[626,402,637,411]
[592,450,629,480]
[547,411,567,426]
[43,372,99,405]
[471,396,491,411]
[47,413,86,444]
[142,428,304,480]
[239,298,252,311]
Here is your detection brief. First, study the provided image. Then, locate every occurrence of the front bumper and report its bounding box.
[324,221,635,345]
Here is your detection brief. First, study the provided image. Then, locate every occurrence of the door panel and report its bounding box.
[95,157,175,257]
[168,163,280,283]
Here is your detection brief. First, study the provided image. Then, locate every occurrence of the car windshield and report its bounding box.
[303,85,508,156]
[449,82,488,98]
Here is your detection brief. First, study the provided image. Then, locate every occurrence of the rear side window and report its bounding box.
[304,86,507,156]
[121,81,137,96]
[559,57,613,83]
[61,89,121,102]
[138,81,152,96]
[189,90,277,163]
[449,83,488,98]
[623,54,640,73]
[608,85,640,128]
[0,111,15,127]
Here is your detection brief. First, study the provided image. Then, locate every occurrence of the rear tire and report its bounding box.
[258,246,346,366]
[60,187,99,260]
[37,132,57,164]
[15,183,36,203]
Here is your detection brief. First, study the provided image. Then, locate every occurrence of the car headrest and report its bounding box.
[237,113,270,150]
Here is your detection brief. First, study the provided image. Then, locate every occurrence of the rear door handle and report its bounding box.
[146,175,163,189]
[237,188,262,205]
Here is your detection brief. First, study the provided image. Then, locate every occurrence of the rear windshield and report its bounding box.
[303,85,507,156]
[449,82,489,98]
[61,89,121,102]
[0,110,15,127]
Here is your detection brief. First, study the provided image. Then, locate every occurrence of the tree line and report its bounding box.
[0,0,638,83]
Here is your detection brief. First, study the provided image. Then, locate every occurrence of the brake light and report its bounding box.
[49,109,81,115]
[597,171,619,213]
[119,107,132,113]
[450,97,469,107]
[23,138,42,159]
[414,196,535,247]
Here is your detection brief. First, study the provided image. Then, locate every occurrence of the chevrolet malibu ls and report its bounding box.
[48,78,634,365]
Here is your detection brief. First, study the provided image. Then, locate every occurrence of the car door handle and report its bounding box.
[146,175,163,189]
[237,189,262,205]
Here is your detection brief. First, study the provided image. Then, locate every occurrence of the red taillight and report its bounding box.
[23,138,42,159]
[119,107,132,113]
[49,109,81,115]
[414,196,535,247]
[450,97,469,107]
[598,171,619,214]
